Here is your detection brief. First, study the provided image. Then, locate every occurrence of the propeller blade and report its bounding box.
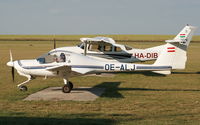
[9,50,13,62]
[12,67,15,82]
[8,50,15,82]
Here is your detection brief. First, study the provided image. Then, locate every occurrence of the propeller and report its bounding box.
[9,49,13,62]
[7,50,15,82]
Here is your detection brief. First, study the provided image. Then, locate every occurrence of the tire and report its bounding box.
[68,81,73,89]
[62,84,72,93]
[20,86,28,91]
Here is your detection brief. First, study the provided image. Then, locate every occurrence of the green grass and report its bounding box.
[0,36,200,125]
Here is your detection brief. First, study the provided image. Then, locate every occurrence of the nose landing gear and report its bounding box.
[19,85,28,91]
[17,74,34,92]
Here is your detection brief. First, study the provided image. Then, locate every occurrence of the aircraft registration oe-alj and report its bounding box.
[6,25,196,93]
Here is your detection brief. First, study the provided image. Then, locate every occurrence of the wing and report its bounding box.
[46,65,92,77]
[46,65,71,71]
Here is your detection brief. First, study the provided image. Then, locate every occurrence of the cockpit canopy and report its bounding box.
[77,41,132,52]
[37,51,67,64]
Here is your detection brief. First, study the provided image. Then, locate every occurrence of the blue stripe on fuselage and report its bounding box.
[22,65,104,70]
[71,65,104,69]
[18,61,104,70]
[136,66,172,69]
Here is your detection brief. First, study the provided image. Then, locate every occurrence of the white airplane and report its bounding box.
[7,29,193,93]
[55,25,196,63]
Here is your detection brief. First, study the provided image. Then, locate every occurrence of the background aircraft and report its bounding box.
[53,25,196,63]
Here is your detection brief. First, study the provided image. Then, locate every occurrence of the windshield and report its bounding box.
[125,45,132,50]
[37,52,67,64]
[37,53,55,64]
[77,42,84,49]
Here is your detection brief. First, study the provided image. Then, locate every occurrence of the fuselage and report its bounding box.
[11,50,171,79]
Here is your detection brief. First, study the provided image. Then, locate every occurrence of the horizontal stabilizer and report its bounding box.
[165,39,187,45]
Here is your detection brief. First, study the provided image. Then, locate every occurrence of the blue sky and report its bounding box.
[0,0,199,35]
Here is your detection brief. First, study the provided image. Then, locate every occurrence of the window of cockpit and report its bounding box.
[46,54,56,63]
[125,45,132,50]
[103,45,112,52]
[77,43,84,49]
[37,58,45,64]
[89,44,101,52]
[37,53,55,64]
[114,46,122,52]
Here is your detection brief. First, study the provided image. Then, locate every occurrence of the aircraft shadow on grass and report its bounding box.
[51,71,200,99]
[114,71,200,76]
[72,81,200,99]
[100,71,167,77]
[51,82,124,98]
[119,71,166,77]
[172,71,200,74]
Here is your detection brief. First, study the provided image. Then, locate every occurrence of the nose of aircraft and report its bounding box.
[7,61,14,67]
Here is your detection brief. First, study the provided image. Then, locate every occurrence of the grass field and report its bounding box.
[0,35,200,125]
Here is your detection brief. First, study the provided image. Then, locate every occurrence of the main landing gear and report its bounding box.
[62,79,74,93]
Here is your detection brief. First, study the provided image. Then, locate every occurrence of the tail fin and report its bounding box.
[155,25,197,70]
[166,25,197,47]
[152,25,196,75]
[145,25,196,61]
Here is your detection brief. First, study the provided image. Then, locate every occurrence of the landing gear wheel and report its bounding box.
[19,86,28,91]
[62,84,72,93]
[68,81,73,89]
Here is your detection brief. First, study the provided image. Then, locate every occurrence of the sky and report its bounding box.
[0,0,200,35]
